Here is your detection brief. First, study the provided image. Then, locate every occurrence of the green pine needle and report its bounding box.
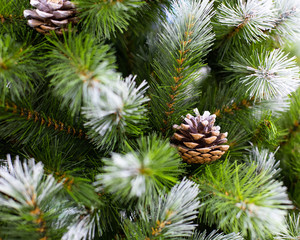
[194,160,292,239]
[94,134,183,203]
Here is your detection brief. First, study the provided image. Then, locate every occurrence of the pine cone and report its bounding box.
[171,109,229,164]
[23,0,78,35]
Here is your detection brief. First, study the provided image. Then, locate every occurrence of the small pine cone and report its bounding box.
[23,0,78,35]
[171,109,230,164]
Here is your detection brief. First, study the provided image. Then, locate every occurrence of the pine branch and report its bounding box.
[244,145,281,177]
[0,155,68,239]
[122,179,200,239]
[0,101,92,155]
[75,0,146,39]
[94,134,183,204]
[275,212,300,239]
[250,114,281,149]
[149,0,215,134]
[226,47,300,100]
[46,31,120,116]
[62,200,120,240]
[279,89,300,147]
[0,0,30,19]
[193,160,292,239]
[82,75,149,152]
[190,230,244,240]
[0,34,41,103]
[214,0,275,55]
[1,101,87,140]
[271,0,300,45]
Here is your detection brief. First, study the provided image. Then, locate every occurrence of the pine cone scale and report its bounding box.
[24,0,77,35]
[172,109,230,164]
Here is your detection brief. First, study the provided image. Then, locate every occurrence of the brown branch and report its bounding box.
[221,13,254,41]
[162,16,195,131]
[273,7,297,30]
[44,169,75,191]
[214,97,255,119]
[2,101,87,139]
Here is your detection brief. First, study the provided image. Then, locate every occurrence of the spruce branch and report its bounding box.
[122,178,200,239]
[275,212,300,240]
[0,101,92,154]
[83,75,149,152]
[1,101,87,140]
[227,48,300,100]
[0,0,30,20]
[272,0,300,44]
[46,32,120,116]
[215,0,275,54]
[0,155,67,239]
[0,34,40,103]
[149,0,215,134]
[62,207,117,240]
[245,145,280,177]
[75,0,146,39]
[190,230,244,240]
[194,160,292,239]
[94,134,182,203]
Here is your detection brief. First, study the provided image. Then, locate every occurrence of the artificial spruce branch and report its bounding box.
[0,155,66,239]
[1,101,87,140]
[215,0,274,55]
[149,0,215,134]
[272,0,300,44]
[0,34,40,103]
[244,145,280,177]
[275,212,300,239]
[83,75,149,151]
[46,32,120,115]
[1,0,300,238]
[94,134,182,203]
[226,47,300,100]
[190,230,244,240]
[121,178,200,239]
[194,160,292,239]
[0,0,30,20]
[75,0,146,39]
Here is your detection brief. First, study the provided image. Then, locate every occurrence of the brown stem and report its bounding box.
[2,101,87,139]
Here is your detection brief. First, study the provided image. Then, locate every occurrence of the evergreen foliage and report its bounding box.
[0,0,300,239]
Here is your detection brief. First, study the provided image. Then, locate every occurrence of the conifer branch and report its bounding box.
[83,75,149,152]
[194,160,292,239]
[149,0,215,134]
[278,89,300,147]
[214,0,275,55]
[46,32,120,116]
[280,120,299,147]
[0,34,40,103]
[94,134,182,203]
[214,97,255,119]
[0,155,67,239]
[122,179,200,239]
[271,0,300,44]
[190,230,244,240]
[75,0,146,39]
[226,48,300,100]
[275,212,300,239]
[0,14,25,23]
[245,146,280,177]
[1,101,87,140]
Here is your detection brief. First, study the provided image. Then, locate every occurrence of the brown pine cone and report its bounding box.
[23,0,78,35]
[171,109,230,164]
